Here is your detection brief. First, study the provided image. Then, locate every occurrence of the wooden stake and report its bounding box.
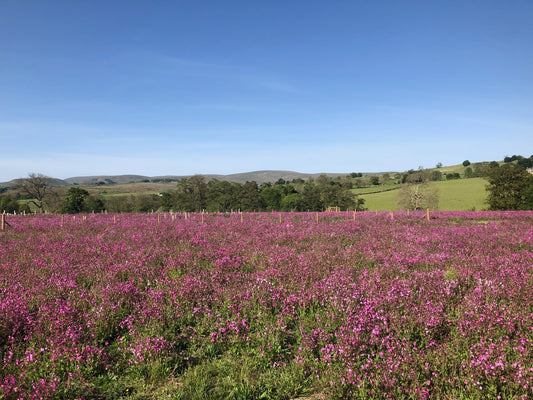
[407,209,410,216]
[353,210,356,221]
[202,213,204,224]
[1,214,4,231]
[241,213,243,223]
[113,215,116,224]
[279,213,282,224]
[426,208,430,220]
[316,212,319,223]
[390,211,393,218]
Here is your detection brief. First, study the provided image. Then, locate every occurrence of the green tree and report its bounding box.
[430,170,443,181]
[239,181,262,211]
[172,175,208,212]
[300,183,322,211]
[445,172,460,180]
[522,176,533,210]
[0,195,20,213]
[105,195,135,213]
[207,180,238,212]
[369,176,380,185]
[280,193,303,211]
[62,187,90,213]
[132,194,160,213]
[260,186,282,211]
[462,160,471,167]
[486,164,531,210]
[84,195,105,213]
[160,192,174,212]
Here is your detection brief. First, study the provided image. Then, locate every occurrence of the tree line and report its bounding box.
[2,155,532,214]
[160,174,365,212]
[0,173,365,214]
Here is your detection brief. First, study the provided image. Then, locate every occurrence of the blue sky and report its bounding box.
[1,1,532,181]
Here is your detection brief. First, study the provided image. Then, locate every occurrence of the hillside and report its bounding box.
[359,178,488,211]
[1,170,365,188]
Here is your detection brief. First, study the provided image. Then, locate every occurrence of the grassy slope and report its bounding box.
[359,178,488,211]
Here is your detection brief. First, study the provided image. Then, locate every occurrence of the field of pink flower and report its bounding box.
[1,211,532,399]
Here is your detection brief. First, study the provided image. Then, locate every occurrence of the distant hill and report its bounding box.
[1,170,374,187]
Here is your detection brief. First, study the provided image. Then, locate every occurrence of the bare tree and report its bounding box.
[397,171,439,211]
[15,173,53,213]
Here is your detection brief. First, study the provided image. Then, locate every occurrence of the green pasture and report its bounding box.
[359,178,488,211]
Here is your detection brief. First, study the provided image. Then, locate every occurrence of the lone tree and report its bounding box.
[397,171,438,211]
[15,173,53,213]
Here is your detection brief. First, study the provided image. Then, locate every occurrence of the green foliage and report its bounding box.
[160,175,363,212]
[61,187,90,213]
[462,160,471,167]
[260,186,282,211]
[132,194,161,212]
[61,187,105,213]
[207,180,239,212]
[0,195,20,213]
[486,164,532,210]
[430,170,443,181]
[446,172,461,180]
[239,181,262,211]
[165,175,208,212]
[280,193,303,211]
[173,357,311,400]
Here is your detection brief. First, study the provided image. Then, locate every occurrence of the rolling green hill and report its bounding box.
[359,178,488,211]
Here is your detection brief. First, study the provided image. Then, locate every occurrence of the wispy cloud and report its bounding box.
[127,51,300,94]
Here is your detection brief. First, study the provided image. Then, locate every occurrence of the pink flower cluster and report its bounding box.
[0,211,532,398]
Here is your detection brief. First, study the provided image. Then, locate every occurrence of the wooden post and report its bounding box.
[202,213,204,224]
[426,208,430,220]
[61,215,64,225]
[375,210,378,215]
[279,213,282,224]
[353,210,356,221]
[316,212,319,223]
[240,213,243,223]
[1,214,4,231]
[113,215,116,224]
[407,209,410,216]
[390,211,393,219]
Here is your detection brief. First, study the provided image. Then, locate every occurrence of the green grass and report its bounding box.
[433,178,488,210]
[359,178,488,211]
